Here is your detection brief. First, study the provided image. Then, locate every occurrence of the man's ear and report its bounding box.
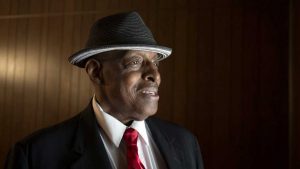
[85,59,104,84]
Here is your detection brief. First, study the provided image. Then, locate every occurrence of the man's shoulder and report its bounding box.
[5,113,87,169]
[17,113,81,148]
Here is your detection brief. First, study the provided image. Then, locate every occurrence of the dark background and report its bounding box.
[0,0,297,168]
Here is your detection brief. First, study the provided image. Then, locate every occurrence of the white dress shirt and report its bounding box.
[92,97,167,169]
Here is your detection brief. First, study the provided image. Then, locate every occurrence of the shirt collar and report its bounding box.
[92,96,150,147]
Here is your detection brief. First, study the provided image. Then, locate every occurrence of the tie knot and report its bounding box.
[123,128,138,145]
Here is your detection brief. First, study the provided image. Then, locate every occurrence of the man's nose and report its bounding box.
[142,62,161,85]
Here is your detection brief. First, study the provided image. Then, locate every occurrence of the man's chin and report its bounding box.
[131,107,157,121]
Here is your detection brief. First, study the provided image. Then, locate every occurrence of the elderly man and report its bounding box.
[5,12,204,169]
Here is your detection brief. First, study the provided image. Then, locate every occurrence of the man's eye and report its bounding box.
[131,60,140,65]
[126,59,142,67]
[153,61,159,67]
[129,60,141,65]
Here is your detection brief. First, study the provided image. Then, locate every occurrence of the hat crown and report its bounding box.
[68,11,172,68]
[86,11,157,48]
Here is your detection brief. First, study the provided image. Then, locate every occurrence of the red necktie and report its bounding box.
[123,128,145,169]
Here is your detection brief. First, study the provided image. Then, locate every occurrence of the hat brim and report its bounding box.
[69,44,172,68]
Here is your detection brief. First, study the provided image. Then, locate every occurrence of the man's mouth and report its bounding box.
[140,87,159,97]
[142,90,157,96]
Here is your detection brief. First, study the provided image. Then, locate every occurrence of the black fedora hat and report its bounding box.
[69,11,172,68]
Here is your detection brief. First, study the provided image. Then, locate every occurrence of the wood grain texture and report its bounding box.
[0,0,289,169]
[292,0,300,168]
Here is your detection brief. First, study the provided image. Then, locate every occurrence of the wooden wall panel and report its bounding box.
[29,0,44,14]
[58,15,74,121]
[23,18,42,133]
[155,10,175,120]
[292,0,300,168]
[5,19,18,146]
[0,0,9,15]
[229,6,244,169]
[11,18,27,143]
[186,10,201,132]
[196,7,214,166]
[35,16,48,129]
[241,6,261,168]
[0,19,10,166]
[212,7,232,169]
[173,10,188,125]
[0,0,289,169]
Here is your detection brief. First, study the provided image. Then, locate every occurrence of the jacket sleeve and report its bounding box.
[4,143,29,169]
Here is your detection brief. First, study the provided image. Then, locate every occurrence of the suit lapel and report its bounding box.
[146,118,183,169]
[70,103,113,169]
[68,103,183,169]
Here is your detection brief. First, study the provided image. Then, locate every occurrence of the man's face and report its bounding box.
[97,50,161,123]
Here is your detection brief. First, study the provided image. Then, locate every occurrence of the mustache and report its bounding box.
[138,83,159,91]
[142,82,159,88]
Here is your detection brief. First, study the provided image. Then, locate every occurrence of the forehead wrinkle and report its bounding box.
[93,50,127,62]
[125,50,159,61]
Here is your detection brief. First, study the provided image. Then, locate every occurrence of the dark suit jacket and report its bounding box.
[4,103,204,169]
